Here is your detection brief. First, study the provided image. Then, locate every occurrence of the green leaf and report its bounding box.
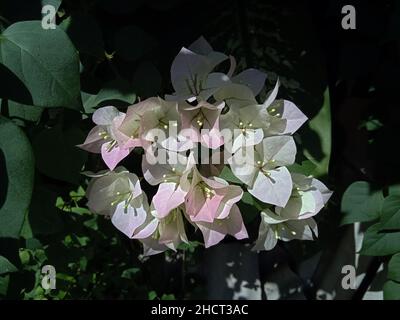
[178,241,201,253]
[219,166,242,184]
[288,159,316,176]
[114,26,156,62]
[69,186,86,201]
[0,21,82,109]
[383,280,400,300]
[7,100,43,123]
[303,88,331,177]
[387,253,400,282]
[161,293,176,300]
[341,181,384,225]
[19,208,33,239]
[19,249,30,265]
[360,223,400,256]
[0,116,34,238]
[82,79,136,114]
[0,275,10,296]
[388,185,400,196]
[121,267,140,280]
[32,125,87,184]
[148,290,157,300]
[27,184,64,236]
[380,196,400,230]
[360,116,383,132]
[0,256,17,274]
[239,192,262,224]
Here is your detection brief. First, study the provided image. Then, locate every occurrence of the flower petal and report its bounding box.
[188,36,213,55]
[252,210,279,251]
[248,166,292,207]
[215,83,257,109]
[133,217,159,239]
[77,126,105,153]
[311,178,333,205]
[232,68,267,96]
[257,135,296,167]
[262,78,280,109]
[152,182,187,218]
[275,191,318,220]
[92,106,122,126]
[101,142,130,170]
[226,204,248,240]
[140,237,168,256]
[111,201,147,238]
[278,218,317,241]
[170,47,210,97]
[281,100,308,134]
[195,204,248,248]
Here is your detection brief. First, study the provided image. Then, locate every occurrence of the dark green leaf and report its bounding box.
[388,185,400,196]
[0,275,10,296]
[360,223,400,256]
[0,116,34,238]
[341,181,384,225]
[0,21,82,109]
[27,184,64,236]
[380,196,400,230]
[7,100,43,123]
[121,267,140,279]
[0,256,17,274]
[148,290,157,300]
[303,88,331,177]
[288,159,316,176]
[32,125,87,184]
[219,166,242,184]
[387,253,400,282]
[82,79,136,114]
[383,280,400,300]
[239,192,262,224]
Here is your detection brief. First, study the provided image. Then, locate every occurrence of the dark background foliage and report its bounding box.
[0,0,399,299]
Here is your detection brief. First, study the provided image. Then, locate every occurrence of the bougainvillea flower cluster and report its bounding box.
[79,37,332,256]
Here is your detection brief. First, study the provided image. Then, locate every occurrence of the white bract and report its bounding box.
[85,167,150,238]
[230,135,296,207]
[253,174,332,251]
